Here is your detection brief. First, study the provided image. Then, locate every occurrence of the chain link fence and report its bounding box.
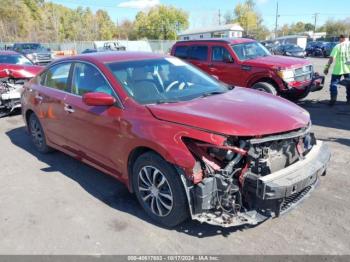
[0,40,176,54]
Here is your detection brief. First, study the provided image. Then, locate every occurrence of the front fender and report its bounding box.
[121,117,227,185]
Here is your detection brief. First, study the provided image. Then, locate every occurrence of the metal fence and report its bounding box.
[0,40,176,54]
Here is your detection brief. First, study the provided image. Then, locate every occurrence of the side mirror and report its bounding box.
[82,92,116,106]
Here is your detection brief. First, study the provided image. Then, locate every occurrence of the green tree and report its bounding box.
[304,23,315,32]
[96,10,117,40]
[134,5,189,40]
[117,19,138,40]
[323,19,350,37]
[231,0,270,40]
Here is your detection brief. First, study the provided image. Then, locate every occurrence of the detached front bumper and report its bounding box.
[257,141,330,200]
[286,74,325,93]
[184,141,331,228]
[309,74,325,92]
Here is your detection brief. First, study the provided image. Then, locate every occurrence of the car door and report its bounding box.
[187,45,210,72]
[63,62,123,174]
[36,62,73,147]
[207,45,240,86]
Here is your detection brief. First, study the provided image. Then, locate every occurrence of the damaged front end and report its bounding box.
[181,124,331,227]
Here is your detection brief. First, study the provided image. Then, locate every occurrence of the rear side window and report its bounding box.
[44,63,71,91]
[188,46,208,61]
[71,63,113,96]
[174,45,188,59]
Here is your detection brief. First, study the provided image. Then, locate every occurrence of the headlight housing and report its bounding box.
[277,69,295,82]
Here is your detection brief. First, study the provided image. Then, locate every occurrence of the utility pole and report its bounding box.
[218,9,222,25]
[313,13,319,39]
[274,0,279,39]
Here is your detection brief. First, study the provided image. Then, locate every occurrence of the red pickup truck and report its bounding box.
[171,38,324,100]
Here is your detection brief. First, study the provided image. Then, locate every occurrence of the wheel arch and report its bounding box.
[127,146,176,193]
[25,109,35,130]
[249,77,280,92]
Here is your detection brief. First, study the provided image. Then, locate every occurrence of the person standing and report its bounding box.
[324,34,350,106]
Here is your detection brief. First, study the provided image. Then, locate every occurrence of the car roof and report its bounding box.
[56,51,167,64]
[0,51,21,56]
[175,38,256,45]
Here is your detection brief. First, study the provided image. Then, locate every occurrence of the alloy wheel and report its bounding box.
[30,118,44,148]
[137,166,174,217]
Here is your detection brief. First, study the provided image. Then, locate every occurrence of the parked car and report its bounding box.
[273,44,306,58]
[0,51,43,117]
[13,43,53,65]
[305,41,325,57]
[81,41,126,54]
[171,39,324,101]
[21,52,331,228]
[261,41,280,55]
[322,42,338,57]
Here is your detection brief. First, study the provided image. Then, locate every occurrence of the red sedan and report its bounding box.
[21,52,330,228]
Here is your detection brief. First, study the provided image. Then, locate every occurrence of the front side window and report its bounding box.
[0,54,33,65]
[212,46,233,62]
[188,46,208,61]
[106,57,228,105]
[71,63,113,96]
[44,63,71,91]
[231,42,270,61]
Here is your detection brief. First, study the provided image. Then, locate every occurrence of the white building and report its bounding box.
[178,24,244,41]
[304,31,327,41]
[275,35,309,49]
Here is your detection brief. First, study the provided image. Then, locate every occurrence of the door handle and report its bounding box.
[64,104,75,113]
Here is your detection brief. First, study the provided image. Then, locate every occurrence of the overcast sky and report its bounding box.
[51,0,350,30]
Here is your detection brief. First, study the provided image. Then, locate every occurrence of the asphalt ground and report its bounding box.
[0,57,349,255]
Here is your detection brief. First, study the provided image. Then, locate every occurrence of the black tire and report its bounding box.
[252,82,277,95]
[132,152,189,227]
[28,113,53,153]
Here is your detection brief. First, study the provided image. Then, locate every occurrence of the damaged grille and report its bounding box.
[248,131,316,177]
[249,139,300,176]
[294,65,313,82]
[280,185,312,213]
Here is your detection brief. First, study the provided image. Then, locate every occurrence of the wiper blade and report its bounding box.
[200,91,227,97]
[155,99,179,104]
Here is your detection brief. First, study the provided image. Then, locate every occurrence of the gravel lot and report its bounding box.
[0,58,349,255]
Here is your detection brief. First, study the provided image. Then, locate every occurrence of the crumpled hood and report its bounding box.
[147,88,310,137]
[245,55,309,69]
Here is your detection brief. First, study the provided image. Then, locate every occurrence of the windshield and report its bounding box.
[107,57,229,105]
[231,42,270,61]
[0,54,33,65]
